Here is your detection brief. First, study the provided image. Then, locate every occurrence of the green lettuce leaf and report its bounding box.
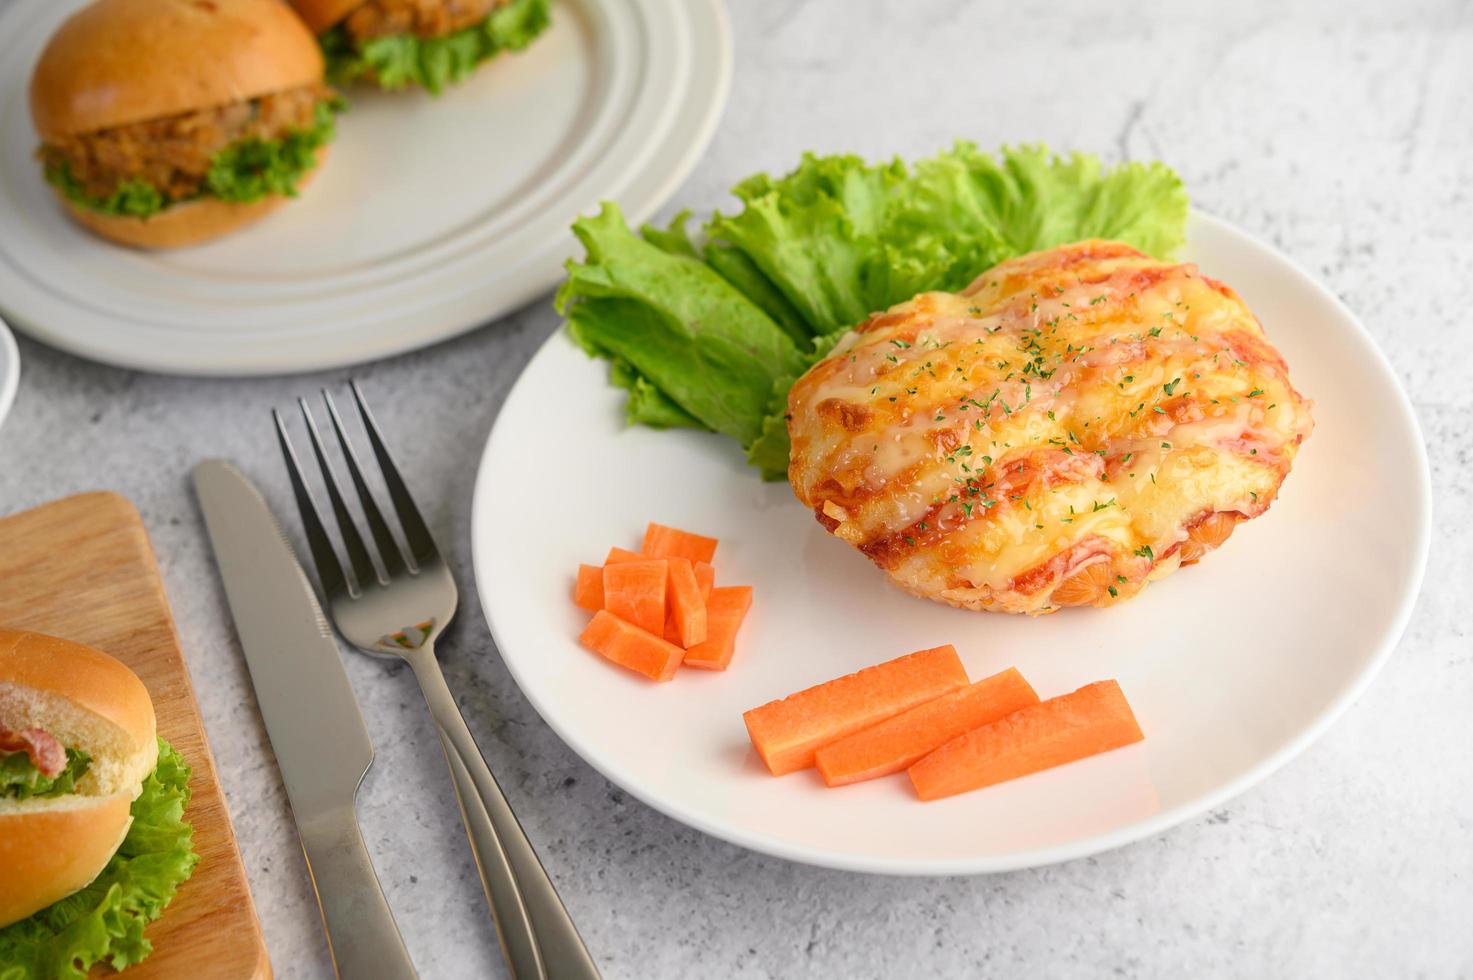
[901,143,1190,262]
[41,169,162,218]
[559,143,1190,480]
[608,360,707,430]
[0,740,200,980]
[45,99,341,219]
[323,0,551,95]
[0,747,91,802]
[205,98,341,204]
[557,202,804,449]
[701,243,812,346]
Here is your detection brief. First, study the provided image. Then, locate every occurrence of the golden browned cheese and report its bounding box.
[786,240,1314,615]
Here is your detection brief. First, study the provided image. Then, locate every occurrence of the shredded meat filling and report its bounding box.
[343,0,506,41]
[38,82,332,203]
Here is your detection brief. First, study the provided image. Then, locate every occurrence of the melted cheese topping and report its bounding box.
[786,240,1314,614]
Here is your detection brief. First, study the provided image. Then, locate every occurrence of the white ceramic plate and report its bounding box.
[0,0,729,375]
[0,315,17,432]
[472,212,1431,875]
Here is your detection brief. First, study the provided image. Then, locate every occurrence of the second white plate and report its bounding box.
[471,212,1430,875]
[0,0,730,375]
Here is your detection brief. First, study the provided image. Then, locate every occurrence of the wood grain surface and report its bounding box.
[0,491,270,980]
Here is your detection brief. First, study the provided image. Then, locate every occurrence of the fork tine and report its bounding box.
[350,379,438,566]
[323,388,406,579]
[298,397,380,591]
[274,408,350,600]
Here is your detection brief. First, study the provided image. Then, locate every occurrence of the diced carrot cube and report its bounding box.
[602,559,667,635]
[907,680,1144,801]
[579,610,685,681]
[666,558,707,648]
[742,645,969,776]
[605,546,646,565]
[683,586,752,670]
[815,668,1039,786]
[693,561,715,600]
[573,564,604,611]
[641,523,717,564]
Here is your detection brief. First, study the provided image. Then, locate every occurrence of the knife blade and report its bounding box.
[193,459,417,980]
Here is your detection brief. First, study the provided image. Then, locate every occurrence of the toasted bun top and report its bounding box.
[0,629,157,797]
[290,0,363,34]
[30,0,325,140]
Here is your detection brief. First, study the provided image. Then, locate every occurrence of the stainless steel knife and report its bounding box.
[193,459,417,980]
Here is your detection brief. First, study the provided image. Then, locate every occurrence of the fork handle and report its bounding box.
[409,648,602,980]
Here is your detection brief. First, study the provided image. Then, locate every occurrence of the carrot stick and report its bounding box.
[742,645,969,776]
[641,523,718,564]
[579,610,685,681]
[815,668,1039,787]
[666,558,707,647]
[602,559,667,635]
[907,679,1144,801]
[683,586,752,670]
[573,564,604,611]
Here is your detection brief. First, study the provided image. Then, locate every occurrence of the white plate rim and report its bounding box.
[0,0,731,377]
[471,210,1432,875]
[0,315,17,431]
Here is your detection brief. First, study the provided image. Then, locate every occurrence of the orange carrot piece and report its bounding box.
[814,668,1039,786]
[742,645,969,776]
[602,559,667,635]
[578,610,685,681]
[907,679,1144,801]
[683,586,752,670]
[573,564,604,611]
[641,523,718,564]
[605,546,646,565]
[693,561,715,600]
[666,558,707,648]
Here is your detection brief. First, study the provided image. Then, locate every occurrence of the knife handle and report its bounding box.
[410,649,602,980]
[299,806,419,980]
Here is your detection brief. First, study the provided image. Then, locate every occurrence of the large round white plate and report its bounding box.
[0,0,729,376]
[472,212,1431,875]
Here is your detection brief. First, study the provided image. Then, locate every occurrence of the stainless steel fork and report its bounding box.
[274,380,600,980]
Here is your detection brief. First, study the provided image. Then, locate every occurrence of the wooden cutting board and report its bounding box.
[0,492,270,980]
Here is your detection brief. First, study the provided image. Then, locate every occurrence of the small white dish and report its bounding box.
[0,315,16,432]
[0,0,730,375]
[470,211,1431,875]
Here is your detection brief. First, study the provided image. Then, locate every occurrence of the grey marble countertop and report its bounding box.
[3,0,1470,976]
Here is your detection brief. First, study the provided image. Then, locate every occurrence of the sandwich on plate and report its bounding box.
[0,629,198,976]
[295,0,552,94]
[29,0,341,249]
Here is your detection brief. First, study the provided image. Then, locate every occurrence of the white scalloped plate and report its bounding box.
[472,211,1431,875]
[0,0,729,375]
[0,316,16,432]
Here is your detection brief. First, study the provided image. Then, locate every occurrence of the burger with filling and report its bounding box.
[294,0,552,95]
[0,629,198,975]
[29,0,342,249]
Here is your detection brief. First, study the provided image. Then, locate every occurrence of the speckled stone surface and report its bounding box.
[2,0,1470,976]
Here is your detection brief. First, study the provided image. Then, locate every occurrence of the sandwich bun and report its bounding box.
[0,629,158,928]
[29,0,327,248]
[52,147,329,250]
[290,0,365,35]
[29,0,325,140]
